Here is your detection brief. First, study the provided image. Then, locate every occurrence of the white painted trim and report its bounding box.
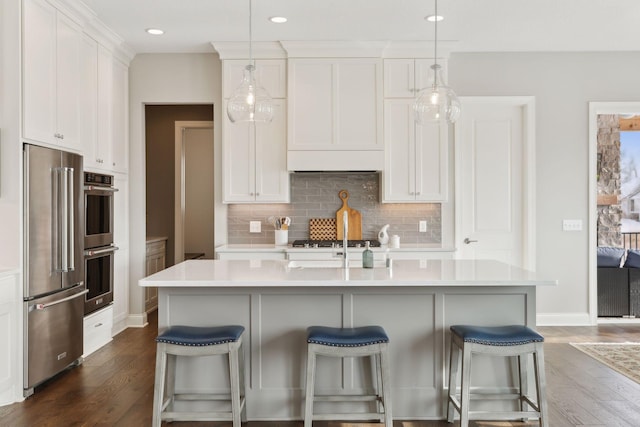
[174,121,214,265]
[537,312,591,326]
[454,96,537,271]
[211,41,286,59]
[126,313,148,328]
[280,40,389,58]
[588,102,640,325]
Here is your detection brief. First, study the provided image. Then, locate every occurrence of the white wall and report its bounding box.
[450,52,640,324]
[128,53,225,324]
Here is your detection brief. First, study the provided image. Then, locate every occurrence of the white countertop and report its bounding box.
[139,259,556,288]
[215,243,456,253]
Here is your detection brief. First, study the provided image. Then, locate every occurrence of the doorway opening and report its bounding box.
[145,105,214,268]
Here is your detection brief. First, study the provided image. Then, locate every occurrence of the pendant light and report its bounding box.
[227,0,274,124]
[413,0,460,124]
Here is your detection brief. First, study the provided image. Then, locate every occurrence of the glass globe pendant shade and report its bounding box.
[227,65,274,123]
[413,64,460,124]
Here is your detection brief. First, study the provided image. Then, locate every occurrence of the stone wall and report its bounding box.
[597,114,622,247]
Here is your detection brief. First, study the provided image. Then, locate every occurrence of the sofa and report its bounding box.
[597,247,640,317]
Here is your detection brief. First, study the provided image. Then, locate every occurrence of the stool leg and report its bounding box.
[304,347,316,427]
[229,343,242,427]
[534,344,549,427]
[447,338,459,423]
[380,345,393,427]
[374,353,383,418]
[518,354,528,416]
[152,343,167,427]
[459,344,472,427]
[239,339,247,423]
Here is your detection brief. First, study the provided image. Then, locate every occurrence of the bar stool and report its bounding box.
[447,325,548,427]
[152,325,246,427]
[304,325,393,427]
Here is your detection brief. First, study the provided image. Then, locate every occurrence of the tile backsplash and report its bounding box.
[227,172,441,244]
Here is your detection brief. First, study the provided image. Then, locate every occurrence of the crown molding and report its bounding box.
[211,42,286,60]
[280,41,389,58]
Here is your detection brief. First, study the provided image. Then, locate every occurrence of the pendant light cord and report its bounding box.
[434,0,438,69]
[249,0,253,68]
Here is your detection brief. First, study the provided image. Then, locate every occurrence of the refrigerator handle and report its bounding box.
[66,167,75,272]
[30,289,89,312]
[60,167,69,272]
[53,168,62,272]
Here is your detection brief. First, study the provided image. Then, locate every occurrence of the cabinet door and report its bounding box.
[113,175,129,330]
[384,99,416,201]
[288,59,383,151]
[111,59,129,173]
[55,11,82,150]
[415,120,448,201]
[80,34,99,169]
[96,45,113,168]
[383,59,436,98]
[22,0,56,144]
[383,99,448,202]
[255,100,289,202]
[224,59,286,99]
[222,105,255,202]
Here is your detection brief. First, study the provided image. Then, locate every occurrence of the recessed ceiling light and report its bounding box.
[145,28,164,35]
[269,16,288,24]
[425,15,444,22]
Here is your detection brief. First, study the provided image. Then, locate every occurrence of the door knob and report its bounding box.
[463,238,478,244]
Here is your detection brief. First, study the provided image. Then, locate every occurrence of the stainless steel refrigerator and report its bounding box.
[23,144,86,397]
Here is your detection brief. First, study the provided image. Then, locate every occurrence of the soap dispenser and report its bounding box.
[378,224,390,245]
[363,241,374,268]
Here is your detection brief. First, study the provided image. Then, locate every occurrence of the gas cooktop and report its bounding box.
[292,240,381,248]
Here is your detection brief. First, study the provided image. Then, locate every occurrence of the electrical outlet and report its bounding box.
[562,219,582,231]
[249,221,261,233]
[419,220,428,232]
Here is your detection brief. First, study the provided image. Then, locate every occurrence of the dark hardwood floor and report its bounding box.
[2,313,640,427]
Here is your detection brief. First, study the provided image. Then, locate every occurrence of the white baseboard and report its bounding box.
[126,313,148,328]
[537,312,592,326]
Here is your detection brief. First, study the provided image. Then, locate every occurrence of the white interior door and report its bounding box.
[455,97,535,269]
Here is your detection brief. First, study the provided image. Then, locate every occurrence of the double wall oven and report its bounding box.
[84,172,118,315]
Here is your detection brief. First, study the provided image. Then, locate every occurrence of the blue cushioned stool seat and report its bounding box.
[450,325,544,346]
[152,325,246,427]
[447,324,548,427]
[307,325,389,347]
[304,325,393,427]
[156,325,244,346]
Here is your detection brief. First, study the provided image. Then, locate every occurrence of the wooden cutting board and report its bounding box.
[335,190,362,240]
[309,218,337,240]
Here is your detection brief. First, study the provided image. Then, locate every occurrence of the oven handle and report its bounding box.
[32,289,89,311]
[84,185,119,192]
[84,246,119,257]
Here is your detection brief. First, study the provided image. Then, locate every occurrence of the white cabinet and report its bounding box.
[287,59,384,170]
[383,99,448,202]
[223,59,287,98]
[0,272,18,405]
[145,238,166,312]
[83,305,113,357]
[222,99,289,203]
[111,58,129,173]
[382,59,448,202]
[113,174,129,334]
[383,58,432,98]
[222,59,288,203]
[22,0,82,151]
[82,41,128,173]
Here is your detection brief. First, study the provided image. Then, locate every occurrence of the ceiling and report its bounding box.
[79,0,640,55]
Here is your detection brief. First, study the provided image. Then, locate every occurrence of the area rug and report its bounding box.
[570,342,640,384]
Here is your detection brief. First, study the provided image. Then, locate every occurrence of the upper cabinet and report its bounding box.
[382,59,449,202]
[221,58,289,203]
[111,58,129,173]
[287,58,384,171]
[23,0,82,151]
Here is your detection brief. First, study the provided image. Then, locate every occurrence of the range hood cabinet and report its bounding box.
[287,150,384,171]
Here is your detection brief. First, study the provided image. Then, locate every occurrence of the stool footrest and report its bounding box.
[314,394,381,403]
[312,413,385,421]
[161,411,234,421]
[172,393,245,402]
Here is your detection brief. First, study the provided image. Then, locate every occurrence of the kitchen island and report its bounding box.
[139,259,555,420]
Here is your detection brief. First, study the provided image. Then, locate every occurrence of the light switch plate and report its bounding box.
[419,220,428,232]
[249,221,261,233]
[562,219,582,231]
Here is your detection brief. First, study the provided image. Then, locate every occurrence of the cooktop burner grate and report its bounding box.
[292,240,381,248]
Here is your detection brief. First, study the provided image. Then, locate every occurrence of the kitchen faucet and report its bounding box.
[343,210,348,268]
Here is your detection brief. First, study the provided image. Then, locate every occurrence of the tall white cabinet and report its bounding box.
[221,59,289,203]
[22,0,82,151]
[382,59,449,202]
